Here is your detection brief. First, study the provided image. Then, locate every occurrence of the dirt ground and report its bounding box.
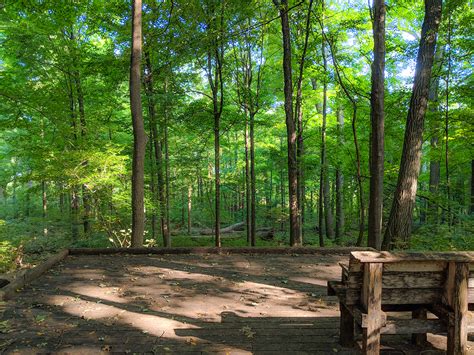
[0,252,472,354]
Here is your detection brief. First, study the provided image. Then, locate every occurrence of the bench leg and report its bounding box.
[361,263,382,355]
[411,308,427,345]
[339,302,354,346]
[446,262,469,355]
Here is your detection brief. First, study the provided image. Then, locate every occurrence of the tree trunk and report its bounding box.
[148,134,157,241]
[335,106,345,243]
[143,51,169,247]
[249,112,256,246]
[130,0,146,247]
[382,0,442,250]
[428,47,443,224]
[368,0,386,250]
[188,185,192,234]
[244,110,251,245]
[295,0,313,242]
[274,0,301,246]
[320,1,334,241]
[444,13,452,225]
[164,78,172,241]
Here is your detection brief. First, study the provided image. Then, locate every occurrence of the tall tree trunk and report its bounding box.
[368,0,386,250]
[319,4,334,240]
[274,0,300,246]
[188,185,192,235]
[428,48,443,224]
[382,0,442,250]
[143,51,169,247]
[42,181,47,219]
[318,176,325,247]
[335,106,345,243]
[74,72,91,236]
[295,0,313,241]
[130,0,146,247]
[280,137,285,231]
[444,12,452,225]
[250,112,256,246]
[352,106,365,247]
[148,123,157,241]
[164,78,171,240]
[244,110,251,244]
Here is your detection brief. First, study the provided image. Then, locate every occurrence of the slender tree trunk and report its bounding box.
[274,0,301,246]
[249,112,257,246]
[130,0,146,247]
[318,175,325,247]
[74,72,91,236]
[335,106,345,243]
[382,0,442,249]
[143,51,169,247]
[295,0,313,242]
[148,125,157,241]
[352,106,365,247]
[368,0,385,250]
[444,13,452,225]
[280,137,285,231]
[244,110,251,244]
[188,185,192,234]
[164,79,171,241]
[428,48,443,224]
[42,181,47,219]
[320,1,334,240]
[71,189,79,240]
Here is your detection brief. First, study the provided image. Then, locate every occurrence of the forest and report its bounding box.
[0,0,473,272]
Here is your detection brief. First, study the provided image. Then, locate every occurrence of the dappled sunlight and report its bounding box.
[5,252,446,352]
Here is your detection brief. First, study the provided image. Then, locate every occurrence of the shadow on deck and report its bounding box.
[0,253,468,354]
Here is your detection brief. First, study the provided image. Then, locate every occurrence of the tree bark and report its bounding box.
[143,50,169,247]
[368,0,385,250]
[382,0,442,250]
[250,112,256,246]
[164,77,172,240]
[335,106,345,243]
[295,0,313,241]
[274,0,301,246]
[428,47,443,224]
[130,0,146,247]
[244,110,250,244]
[188,185,192,234]
[319,2,334,240]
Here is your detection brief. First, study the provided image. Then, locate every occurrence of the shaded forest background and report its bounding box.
[0,0,473,272]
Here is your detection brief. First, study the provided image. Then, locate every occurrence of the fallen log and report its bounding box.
[0,249,69,301]
[199,222,245,235]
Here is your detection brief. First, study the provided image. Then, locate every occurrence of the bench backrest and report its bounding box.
[342,251,474,306]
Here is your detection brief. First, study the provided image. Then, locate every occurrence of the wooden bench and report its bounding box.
[328,251,474,354]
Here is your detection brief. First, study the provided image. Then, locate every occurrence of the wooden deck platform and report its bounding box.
[1,252,472,354]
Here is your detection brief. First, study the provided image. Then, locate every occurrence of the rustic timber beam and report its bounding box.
[0,249,69,301]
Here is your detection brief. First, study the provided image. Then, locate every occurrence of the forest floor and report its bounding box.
[2,252,472,354]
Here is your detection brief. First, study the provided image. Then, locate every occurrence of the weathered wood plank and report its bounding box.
[351,251,474,263]
[344,287,443,305]
[411,308,428,345]
[361,262,382,355]
[0,249,69,301]
[69,246,373,255]
[383,318,446,335]
[446,262,469,355]
[346,271,445,289]
[339,303,355,346]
